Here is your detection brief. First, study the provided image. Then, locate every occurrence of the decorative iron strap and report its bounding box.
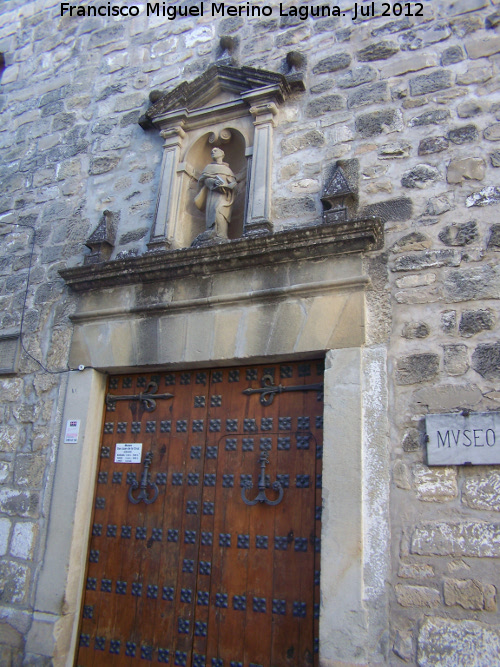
[128,452,159,505]
[243,374,323,406]
[106,381,173,412]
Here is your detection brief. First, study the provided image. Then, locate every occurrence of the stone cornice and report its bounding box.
[60,218,383,293]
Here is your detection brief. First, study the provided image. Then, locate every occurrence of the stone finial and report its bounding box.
[286,51,306,72]
[217,36,238,66]
[321,161,359,222]
[84,210,118,265]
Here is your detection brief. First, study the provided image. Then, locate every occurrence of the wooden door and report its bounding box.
[76,361,323,667]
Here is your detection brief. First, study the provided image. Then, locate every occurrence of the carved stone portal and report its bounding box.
[140,65,303,251]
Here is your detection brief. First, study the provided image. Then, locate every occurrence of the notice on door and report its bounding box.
[426,412,500,466]
[114,443,143,464]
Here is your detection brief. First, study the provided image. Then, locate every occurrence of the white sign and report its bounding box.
[114,443,143,464]
[426,412,500,466]
[64,419,80,444]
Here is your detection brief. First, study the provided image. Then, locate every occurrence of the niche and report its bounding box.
[181,129,247,247]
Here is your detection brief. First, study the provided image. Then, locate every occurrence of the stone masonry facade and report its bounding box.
[1,0,500,665]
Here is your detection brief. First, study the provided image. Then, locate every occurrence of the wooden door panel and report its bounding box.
[76,362,323,667]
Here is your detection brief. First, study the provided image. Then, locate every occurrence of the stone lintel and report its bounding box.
[60,218,383,293]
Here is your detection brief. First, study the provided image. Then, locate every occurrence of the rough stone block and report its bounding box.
[393,249,461,272]
[396,274,436,289]
[472,342,500,380]
[411,521,500,557]
[409,108,450,127]
[280,130,325,156]
[448,124,479,144]
[402,322,430,339]
[457,100,482,118]
[14,455,47,489]
[0,561,30,604]
[443,345,469,375]
[486,10,500,27]
[447,158,485,184]
[392,629,413,663]
[459,309,495,337]
[312,52,351,73]
[393,460,411,489]
[464,33,500,59]
[392,232,430,253]
[113,93,145,113]
[466,186,500,207]
[457,63,493,85]
[418,617,500,666]
[0,518,11,557]
[347,81,388,109]
[413,464,458,502]
[463,472,500,511]
[0,426,22,453]
[403,428,422,452]
[306,94,345,117]
[274,195,317,219]
[355,108,403,137]
[401,164,440,189]
[395,353,439,385]
[89,155,120,175]
[414,383,482,410]
[444,265,500,301]
[395,584,440,607]
[409,69,453,96]
[0,489,39,519]
[451,13,484,36]
[488,224,500,247]
[418,136,449,155]
[484,123,500,142]
[380,53,438,78]
[491,151,500,168]
[337,65,376,88]
[357,40,399,61]
[444,578,496,610]
[439,220,479,246]
[398,562,435,579]
[10,522,37,560]
[424,194,452,216]
[441,45,465,65]
[377,142,411,159]
[88,24,125,49]
[361,197,412,221]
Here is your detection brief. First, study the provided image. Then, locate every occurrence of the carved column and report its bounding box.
[147,125,185,252]
[244,102,277,237]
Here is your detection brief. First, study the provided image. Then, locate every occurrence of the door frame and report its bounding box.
[26,347,389,667]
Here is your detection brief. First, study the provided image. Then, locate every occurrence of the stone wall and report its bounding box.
[0,0,500,664]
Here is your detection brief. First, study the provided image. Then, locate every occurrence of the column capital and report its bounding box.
[249,102,278,126]
[159,125,186,145]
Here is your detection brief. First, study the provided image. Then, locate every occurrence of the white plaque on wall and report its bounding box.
[426,412,500,466]
[114,443,143,464]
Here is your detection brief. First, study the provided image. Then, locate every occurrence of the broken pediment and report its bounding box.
[139,64,304,130]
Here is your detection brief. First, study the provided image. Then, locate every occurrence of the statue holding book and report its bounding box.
[194,147,237,239]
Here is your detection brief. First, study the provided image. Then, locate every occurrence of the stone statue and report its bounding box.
[194,147,236,239]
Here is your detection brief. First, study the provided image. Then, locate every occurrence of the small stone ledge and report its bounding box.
[60,218,383,293]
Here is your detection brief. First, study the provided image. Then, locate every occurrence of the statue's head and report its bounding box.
[211,147,225,161]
